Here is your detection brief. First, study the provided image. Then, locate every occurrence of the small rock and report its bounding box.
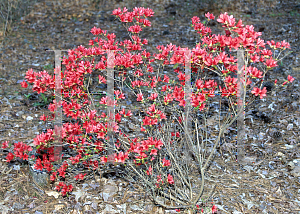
[83,204,91,212]
[72,190,86,202]
[271,131,282,140]
[100,182,118,202]
[13,165,20,170]
[91,202,98,210]
[29,165,49,188]
[26,116,34,121]
[12,202,24,209]
[287,124,293,130]
[89,182,100,189]
[45,190,60,199]
[130,204,144,211]
[290,165,300,177]
[16,111,24,117]
[54,203,65,211]
[116,204,126,213]
[74,28,81,33]
[145,204,154,211]
[103,204,117,212]
[279,118,288,125]
[287,161,295,171]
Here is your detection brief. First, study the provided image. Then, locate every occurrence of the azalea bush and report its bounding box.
[1,6,294,212]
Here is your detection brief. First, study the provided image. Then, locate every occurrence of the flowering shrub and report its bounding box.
[1,6,294,211]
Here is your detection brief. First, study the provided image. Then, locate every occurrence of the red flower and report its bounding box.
[75,173,87,180]
[2,141,9,149]
[281,40,290,49]
[167,174,174,184]
[98,75,106,84]
[150,149,157,156]
[90,27,103,35]
[115,151,128,163]
[6,152,14,162]
[40,114,47,121]
[287,75,294,83]
[249,67,263,78]
[146,165,152,175]
[43,159,53,172]
[137,93,143,101]
[251,87,267,99]
[112,7,122,16]
[260,87,267,99]
[143,116,151,126]
[125,110,132,117]
[100,156,107,163]
[264,57,277,68]
[67,184,73,192]
[55,182,73,196]
[148,93,158,101]
[154,139,163,150]
[212,205,218,213]
[205,12,215,20]
[191,16,200,25]
[58,165,67,178]
[20,80,28,88]
[34,158,43,171]
[50,172,57,181]
[162,158,171,167]
[177,72,185,81]
[142,39,148,45]
[128,25,142,33]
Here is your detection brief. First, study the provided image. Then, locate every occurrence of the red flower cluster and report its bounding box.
[3,6,293,200]
[75,173,87,181]
[55,182,73,196]
[4,141,32,163]
[251,87,267,99]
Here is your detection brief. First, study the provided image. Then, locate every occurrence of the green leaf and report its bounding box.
[24,94,31,99]
[173,63,179,69]
[33,102,43,106]
[40,93,47,102]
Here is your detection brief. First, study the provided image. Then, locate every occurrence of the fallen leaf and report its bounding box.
[71,190,86,202]
[45,190,60,199]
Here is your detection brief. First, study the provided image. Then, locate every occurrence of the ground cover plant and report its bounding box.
[0,3,297,213]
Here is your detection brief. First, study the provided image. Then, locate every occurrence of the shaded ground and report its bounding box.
[0,0,300,213]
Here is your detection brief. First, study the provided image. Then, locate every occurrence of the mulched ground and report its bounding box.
[0,0,300,213]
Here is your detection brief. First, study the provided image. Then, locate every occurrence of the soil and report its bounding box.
[0,0,300,213]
